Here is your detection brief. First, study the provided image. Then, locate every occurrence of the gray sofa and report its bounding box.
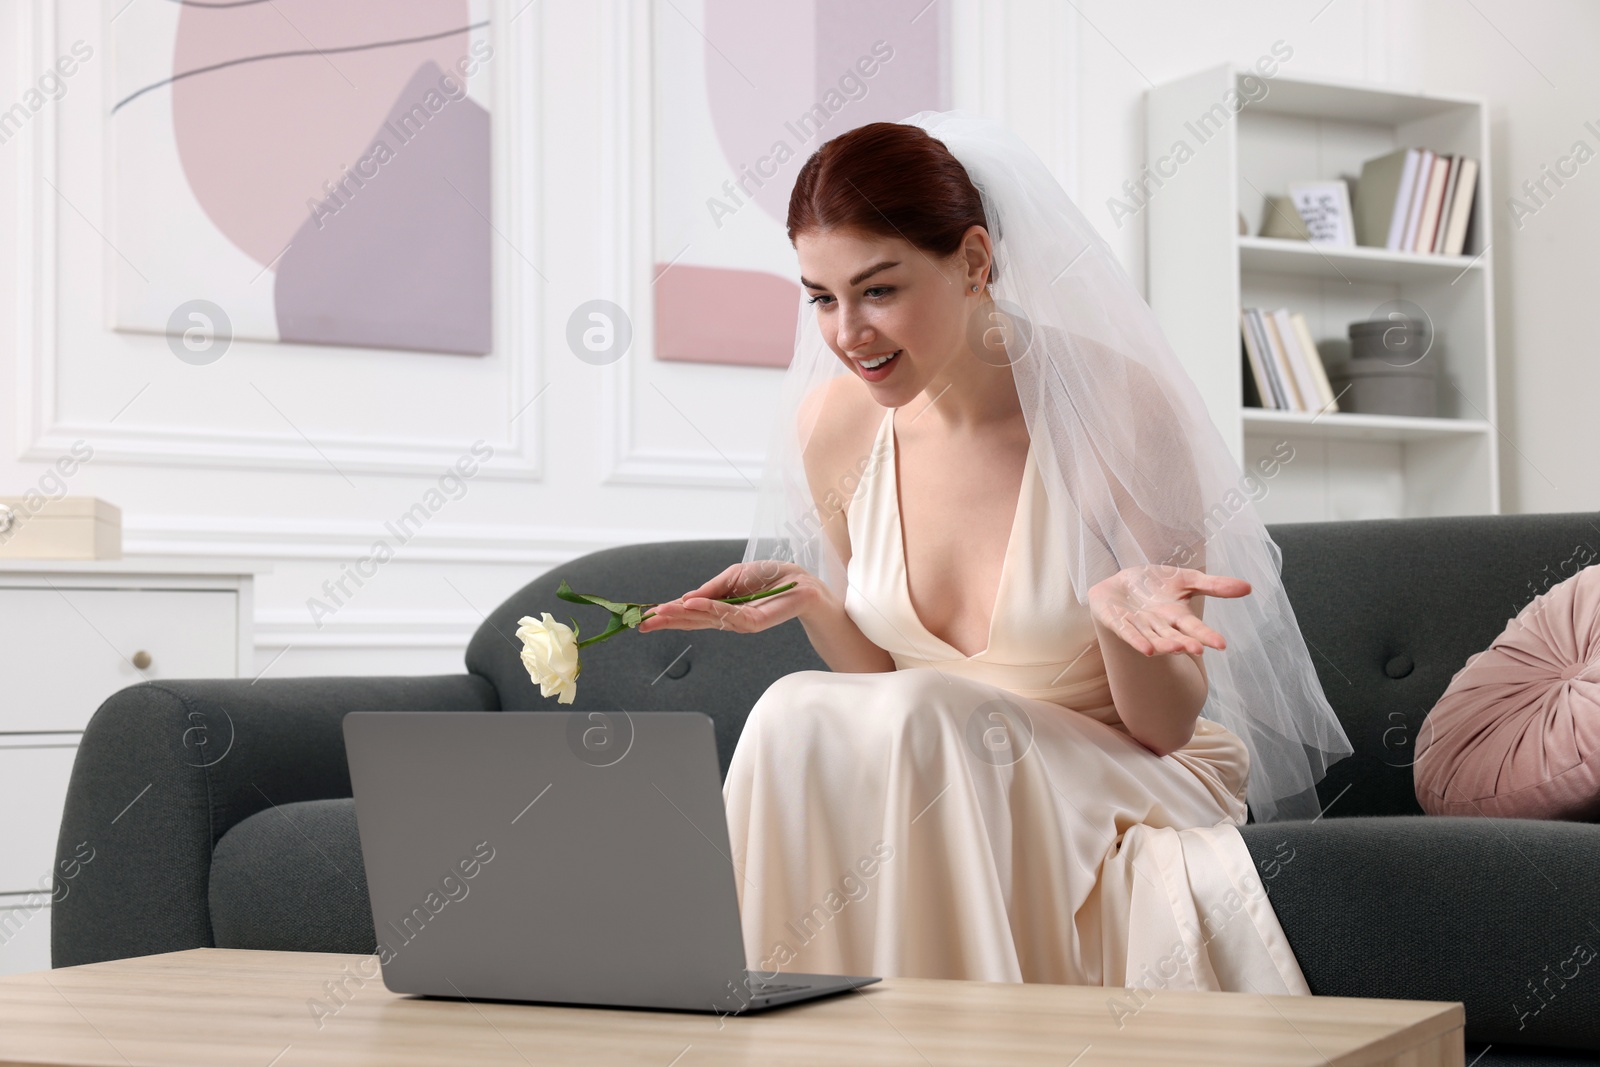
[53,512,1600,1064]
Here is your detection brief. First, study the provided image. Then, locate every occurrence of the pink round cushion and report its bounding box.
[1414,562,1600,820]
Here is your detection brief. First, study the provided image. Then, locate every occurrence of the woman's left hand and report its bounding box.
[1087,565,1251,657]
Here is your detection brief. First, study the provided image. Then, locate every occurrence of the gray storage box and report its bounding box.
[1349,318,1429,364]
[1334,317,1439,417]
[1324,359,1438,418]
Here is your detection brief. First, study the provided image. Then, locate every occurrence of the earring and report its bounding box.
[971,284,980,292]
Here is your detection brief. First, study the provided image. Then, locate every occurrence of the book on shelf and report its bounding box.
[1411,151,1451,252]
[1400,148,1433,252]
[1353,145,1477,256]
[1352,147,1421,249]
[1430,154,1461,254]
[1441,157,1478,254]
[1289,313,1338,412]
[1239,307,1339,414]
[1239,307,1279,409]
[1259,312,1301,410]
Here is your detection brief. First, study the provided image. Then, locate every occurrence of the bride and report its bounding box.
[639,110,1352,993]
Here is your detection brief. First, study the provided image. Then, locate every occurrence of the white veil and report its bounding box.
[743,108,1353,823]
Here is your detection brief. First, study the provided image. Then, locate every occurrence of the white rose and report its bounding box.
[515,612,581,704]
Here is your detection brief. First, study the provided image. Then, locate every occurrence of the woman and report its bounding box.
[640,111,1352,993]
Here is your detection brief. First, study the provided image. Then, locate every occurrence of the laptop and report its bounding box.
[342,709,880,1014]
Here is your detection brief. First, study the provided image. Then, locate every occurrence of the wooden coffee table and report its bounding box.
[0,948,1462,1066]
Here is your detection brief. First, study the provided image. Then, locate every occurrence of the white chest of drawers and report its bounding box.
[0,558,267,975]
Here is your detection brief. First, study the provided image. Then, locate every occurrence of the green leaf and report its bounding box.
[576,612,629,649]
[554,578,632,616]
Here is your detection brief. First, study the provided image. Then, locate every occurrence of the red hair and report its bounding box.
[786,121,999,285]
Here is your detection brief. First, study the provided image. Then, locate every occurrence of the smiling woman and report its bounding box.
[639,110,1353,994]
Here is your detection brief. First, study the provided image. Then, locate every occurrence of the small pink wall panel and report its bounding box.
[653,265,798,369]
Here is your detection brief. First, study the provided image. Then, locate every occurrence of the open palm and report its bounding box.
[1087,565,1252,656]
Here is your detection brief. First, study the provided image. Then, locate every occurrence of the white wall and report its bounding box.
[1413,0,1600,515]
[1,1,1588,682]
[1068,0,1412,284]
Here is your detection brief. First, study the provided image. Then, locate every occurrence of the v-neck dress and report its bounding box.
[722,405,1313,994]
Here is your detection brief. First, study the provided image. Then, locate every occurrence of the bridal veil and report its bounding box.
[742,109,1353,823]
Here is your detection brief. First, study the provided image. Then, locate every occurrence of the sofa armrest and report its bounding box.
[51,673,499,968]
[1239,815,1600,1053]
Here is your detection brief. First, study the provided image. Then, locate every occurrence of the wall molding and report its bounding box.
[254,608,482,650]
[13,0,546,482]
[0,733,81,749]
[125,511,747,653]
[596,0,765,489]
[121,513,741,565]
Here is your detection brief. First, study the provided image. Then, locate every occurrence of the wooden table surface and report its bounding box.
[0,948,1463,1066]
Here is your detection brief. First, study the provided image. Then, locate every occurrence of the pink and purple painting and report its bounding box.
[652,0,948,368]
[110,1,493,355]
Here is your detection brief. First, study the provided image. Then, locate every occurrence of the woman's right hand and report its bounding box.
[638,560,817,635]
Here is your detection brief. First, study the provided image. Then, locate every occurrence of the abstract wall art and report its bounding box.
[110,0,494,356]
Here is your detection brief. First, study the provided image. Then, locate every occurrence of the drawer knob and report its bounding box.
[131,650,152,670]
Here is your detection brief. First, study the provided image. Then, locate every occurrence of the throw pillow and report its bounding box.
[1414,563,1600,820]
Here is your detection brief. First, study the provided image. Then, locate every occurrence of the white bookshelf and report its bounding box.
[1145,65,1500,523]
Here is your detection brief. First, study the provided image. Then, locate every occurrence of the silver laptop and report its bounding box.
[343,709,879,1014]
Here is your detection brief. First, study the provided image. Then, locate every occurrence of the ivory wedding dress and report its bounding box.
[722,404,1312,995]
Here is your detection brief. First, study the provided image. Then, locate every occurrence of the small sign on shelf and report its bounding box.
[1287,179,1356,247]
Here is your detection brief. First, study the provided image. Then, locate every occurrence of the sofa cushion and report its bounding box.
[1415,563,1600,820]
[210,798,374,954]
[1239,815,1600,1052]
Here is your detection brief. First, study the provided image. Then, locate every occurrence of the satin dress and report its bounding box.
[722,405,1311,995]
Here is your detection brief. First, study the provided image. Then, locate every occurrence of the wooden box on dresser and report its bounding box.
[0,559,265,975]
